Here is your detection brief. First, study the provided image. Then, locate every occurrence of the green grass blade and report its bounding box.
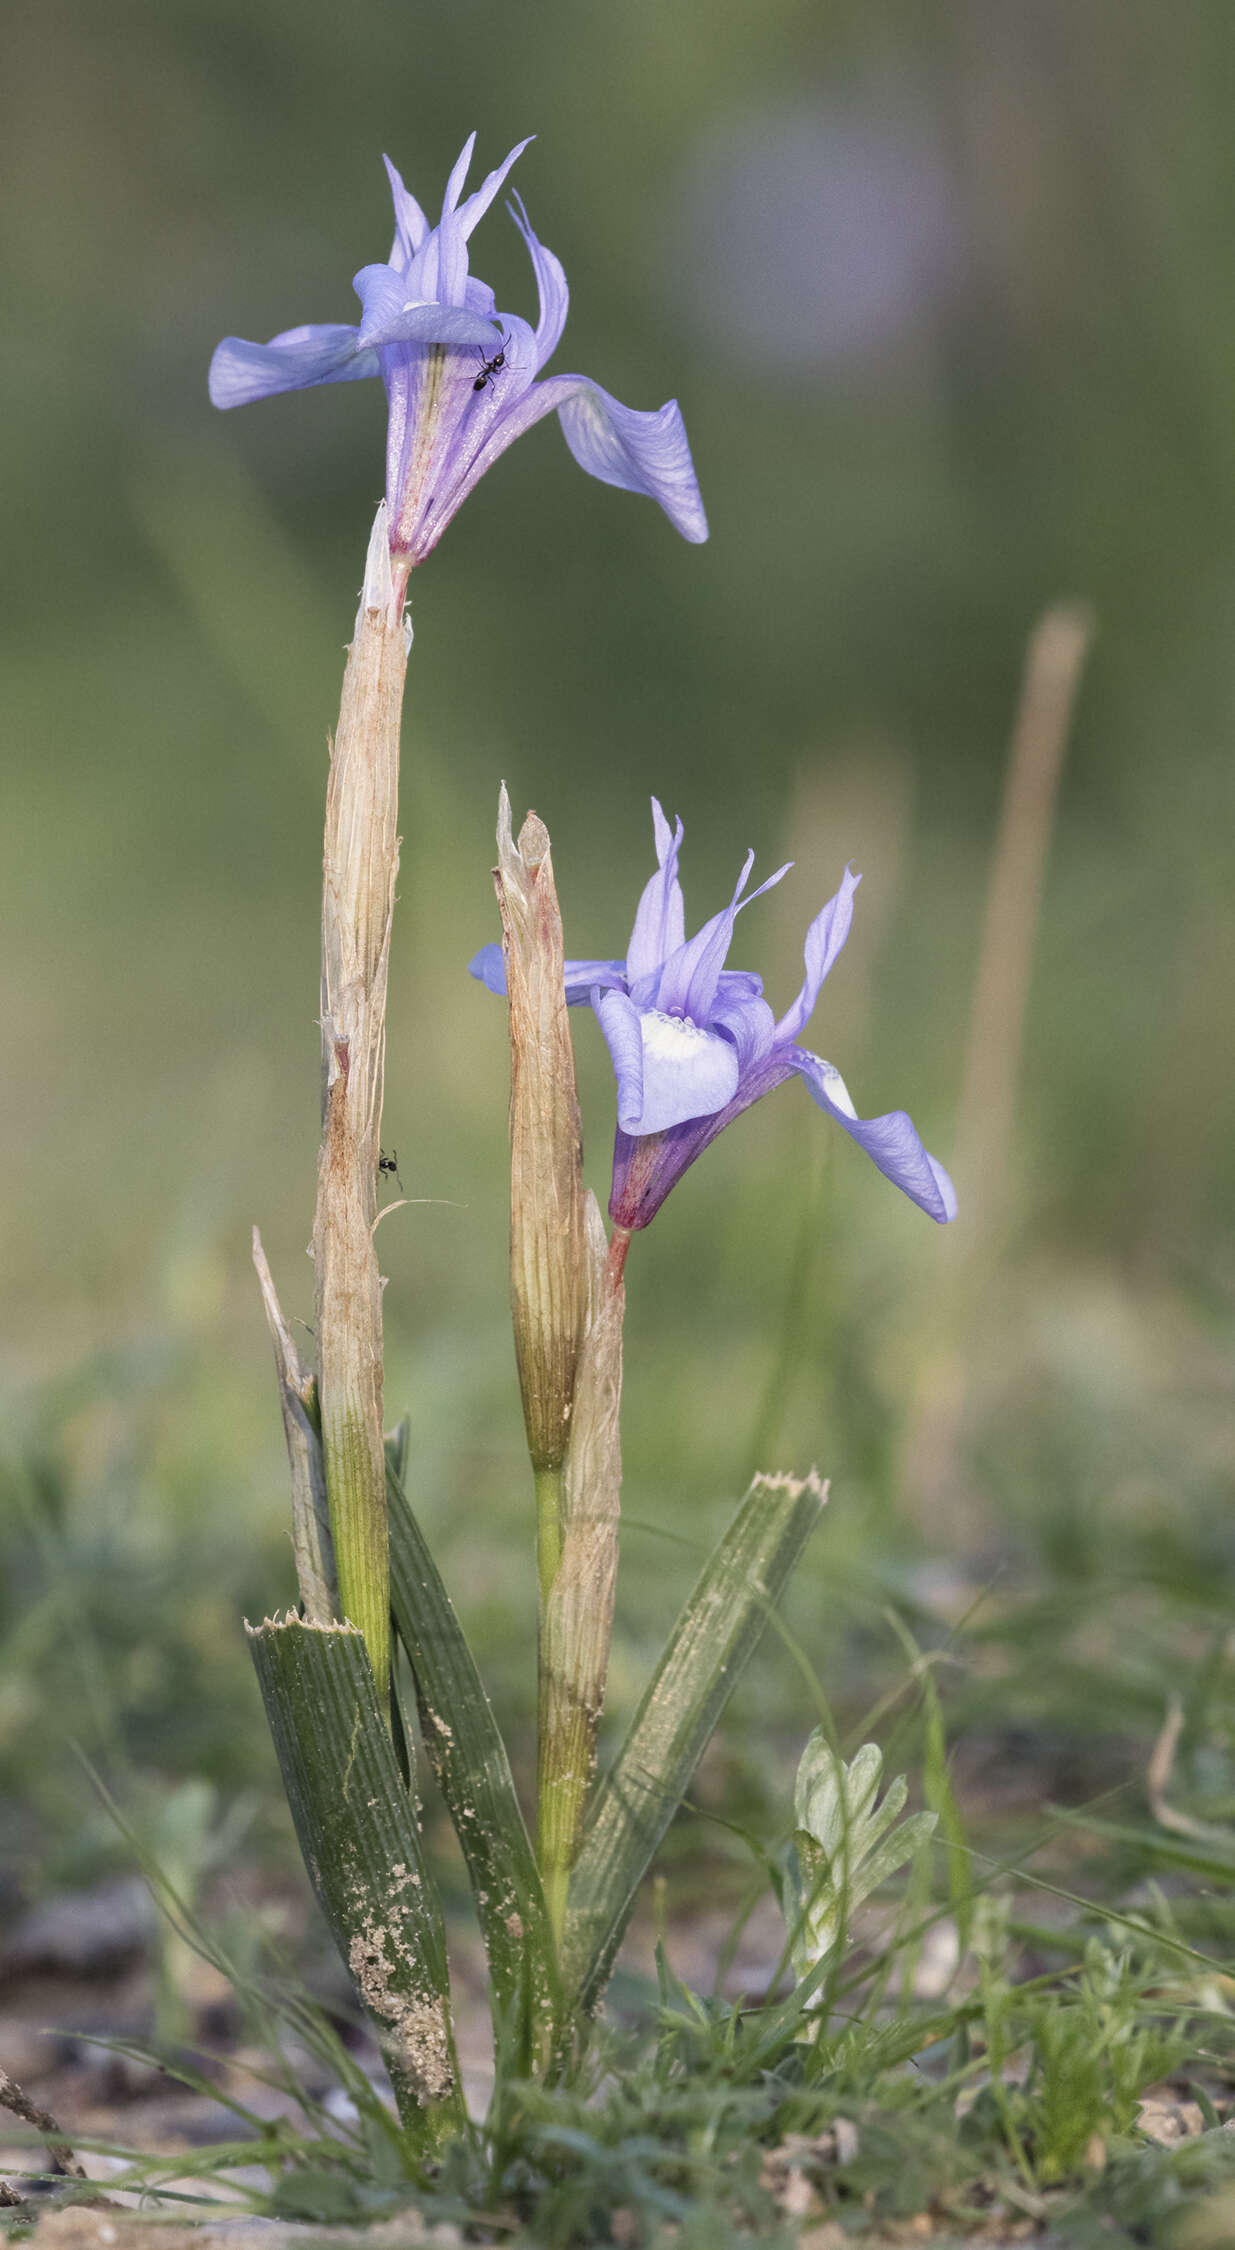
[563,1469,827,2013]
[247,1614,465,2146]
[385,1454,563,2061]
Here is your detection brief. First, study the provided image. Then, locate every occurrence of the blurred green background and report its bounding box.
[4,0,1235,1898]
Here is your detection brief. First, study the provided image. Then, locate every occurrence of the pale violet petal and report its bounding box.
[791,1050,957,1222]
[550,377,708,542]
[774,865,861,1043]
[468,943,624,1005]
[605,1005,740,1134]
[468,943,507,996]
[636,1009,740,1132]
[710,991,776,1073]
[417,367,708,547]
[507,188,570,369]
[656,856,790,1022]
[353,263,501,350]
[208,324,376,408]
[458,138,535,242]
[418,133,479,306]
[625,799,686,984]
[563,957,627,1003]
[441,133,479,221]
[594,988,646,1131]
[383,155,430,267]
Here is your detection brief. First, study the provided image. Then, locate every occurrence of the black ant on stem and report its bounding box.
[378,1148,404,1194]
[473,331,510,392]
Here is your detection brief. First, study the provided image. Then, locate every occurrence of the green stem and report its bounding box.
[535,1463,564,1606]
[535,1223,627,1947]
[323,1405,390,1698]
[535,1459,568,1940]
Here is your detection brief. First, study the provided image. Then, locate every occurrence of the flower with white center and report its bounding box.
[471,798,956,1232]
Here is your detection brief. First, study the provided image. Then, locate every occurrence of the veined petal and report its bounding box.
[774,865,861,1044]
[383,155,430,267]
[625,799,686,983]
[656,855,791,1022]
[208,323,376,408]
[415,132,478,307]
[549,376,709,543]
[353,263,500,350]
[563,957,628,1002]
[458,138,535,242]
[594,988,646,1132]
[790,1050,957,1222]
[468,944,626,1004]
[710,990,776,1074]
[601,998,741,1134]
[442,132,479,220]
[715,968,765,1002]
[507,188,569,369]
[410,364,706,551]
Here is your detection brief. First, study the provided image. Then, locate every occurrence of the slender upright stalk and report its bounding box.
[312,506,411,1699]
[491,793,627,1941]
[904,603,1092,1518]
[537,1199,625,1941]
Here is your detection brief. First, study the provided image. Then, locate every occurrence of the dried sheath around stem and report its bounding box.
[312,505,410,1699]
[495,786,586,1499]
[538,1193,623,1940]
[492,790,619,1937]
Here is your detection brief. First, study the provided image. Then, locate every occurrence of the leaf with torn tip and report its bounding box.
[247,1614,465,2144]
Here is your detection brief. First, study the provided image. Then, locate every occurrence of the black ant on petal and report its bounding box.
[473,332,509,392]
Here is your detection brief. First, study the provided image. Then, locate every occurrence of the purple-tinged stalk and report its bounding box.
[310,507,409,1698]
[492,792,624,1940]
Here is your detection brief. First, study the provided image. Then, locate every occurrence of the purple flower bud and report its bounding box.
[210,136,707,567]
[471,801,956,1232]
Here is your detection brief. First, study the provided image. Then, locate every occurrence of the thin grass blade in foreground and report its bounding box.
[385,1455,563,2062]
[252,1226,336,1625]
[564,1468,827,2012]
[248,1614,465,2146]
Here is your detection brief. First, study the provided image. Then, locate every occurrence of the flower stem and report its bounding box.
[535,1465,564,1606]
[311,507,410,1703]
[536,1203,627,1947]
[606,1225,632,1291]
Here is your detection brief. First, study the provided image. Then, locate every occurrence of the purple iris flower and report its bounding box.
[209,135,707,567]
[471,801,956,1233]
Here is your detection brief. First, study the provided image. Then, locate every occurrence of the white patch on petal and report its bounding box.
[635,1009,740,1133]
[814,1058,858,1120]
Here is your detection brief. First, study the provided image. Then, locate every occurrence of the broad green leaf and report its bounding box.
[385,1454,563,2063]
[247,1615,464,2146]
[563,1469,827,2013]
